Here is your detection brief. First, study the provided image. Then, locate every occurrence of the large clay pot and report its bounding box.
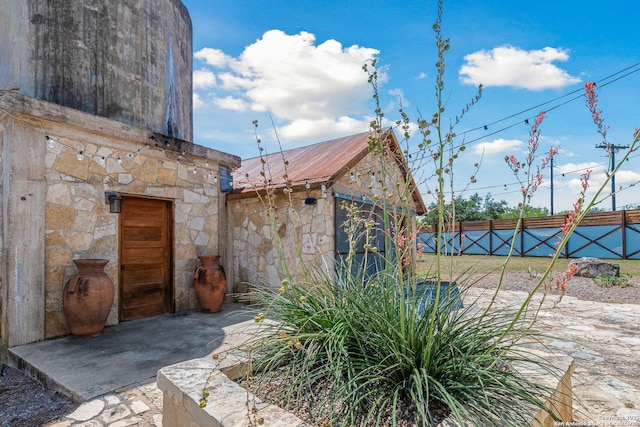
[193,255,227,313]
[63,259,115,338]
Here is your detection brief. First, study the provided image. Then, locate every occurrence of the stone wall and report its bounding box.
[0,93,239,345]
[228,189,335,292]
[332,148,421,214]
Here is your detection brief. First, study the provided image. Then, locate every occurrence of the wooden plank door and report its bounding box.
[120,197,172,321]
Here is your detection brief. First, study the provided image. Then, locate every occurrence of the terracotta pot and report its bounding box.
[63,259,115,338]
[193,255,227,313]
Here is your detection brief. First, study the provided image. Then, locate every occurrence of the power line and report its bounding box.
[457,61,640,138]
[330,62,640,182]
[399,61,640,158]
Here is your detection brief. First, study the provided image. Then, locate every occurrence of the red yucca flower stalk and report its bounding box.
[584,81,609,142]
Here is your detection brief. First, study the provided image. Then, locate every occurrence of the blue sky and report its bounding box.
[181,0,640,212]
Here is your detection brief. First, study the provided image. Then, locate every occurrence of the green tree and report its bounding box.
[420,192,508,225]
[499,205,549,219]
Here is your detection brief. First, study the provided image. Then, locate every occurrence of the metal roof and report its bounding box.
[229,130,426,214]
[233,131,369,188]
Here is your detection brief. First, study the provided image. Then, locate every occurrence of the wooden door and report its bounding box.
[120,197,172,321]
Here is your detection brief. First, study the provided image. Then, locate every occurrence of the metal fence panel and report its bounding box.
[626,223,640,260]
[522,227,561,257]
[490,229,521,256]
[418,209,640,259]
[461,229,491,255]
[567,225,623,259]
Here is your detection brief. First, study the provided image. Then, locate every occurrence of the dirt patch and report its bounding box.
[0,364,77,427]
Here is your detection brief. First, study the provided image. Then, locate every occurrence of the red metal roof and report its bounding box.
[233,131,370,189]
[230,130,426,214]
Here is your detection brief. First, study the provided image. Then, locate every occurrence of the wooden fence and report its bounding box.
[417,209,640,260]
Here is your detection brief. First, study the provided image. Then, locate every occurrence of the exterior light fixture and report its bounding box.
[304,181,316,205]
[105,191,122,213]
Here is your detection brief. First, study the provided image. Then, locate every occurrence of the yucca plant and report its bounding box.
[246,269,566,426]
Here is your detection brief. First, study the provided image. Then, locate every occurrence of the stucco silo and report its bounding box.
[0,0,193,141]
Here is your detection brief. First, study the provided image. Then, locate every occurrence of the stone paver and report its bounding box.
[47,289,640,426]
[469,288,640,426]
[47,380,164,427]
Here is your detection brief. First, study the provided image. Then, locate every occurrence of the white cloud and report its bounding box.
[193,69,216,89]
[193,30,381,141]
[194,47,232,68]
[214,96,250,112]
[193,93,204,110]
[473,138,523,156]
[572,168,640,209]
[236,30,380,120]
[277,116,370,142]
[555,162,604,176]
[555,162,605,200]
[216,72,253,91]
[459,46,581,90]
[572,168,640,196]
[614,170,640,184]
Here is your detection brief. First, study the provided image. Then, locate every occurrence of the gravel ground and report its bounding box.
[0,365,77,427]
[1,273,638,426]
[470,272,640,305]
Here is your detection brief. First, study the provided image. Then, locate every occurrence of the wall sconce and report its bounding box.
[105,191,122,213]
[304,182,316,205]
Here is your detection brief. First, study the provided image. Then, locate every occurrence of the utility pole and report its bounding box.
[550,156,554,215]
[596,143,629,211]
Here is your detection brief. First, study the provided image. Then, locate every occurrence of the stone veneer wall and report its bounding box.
[0,93,239,345]
[332,149,421,214]
[228,189,335,291]
[44,134,221,337]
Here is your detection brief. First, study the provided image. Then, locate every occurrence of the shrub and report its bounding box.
[594,273,632,288]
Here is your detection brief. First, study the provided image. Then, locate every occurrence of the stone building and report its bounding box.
[227,131,427,291]
[0,0,239,348]
[0,0,428,351]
